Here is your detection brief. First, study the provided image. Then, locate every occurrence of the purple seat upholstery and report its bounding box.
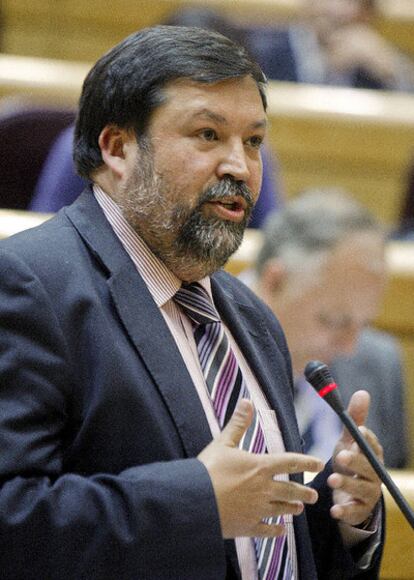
[0,104,75,209]
[29,125,87,213]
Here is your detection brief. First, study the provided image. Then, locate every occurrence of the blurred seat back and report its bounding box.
[29,124,87,213]
[0,102,75,209]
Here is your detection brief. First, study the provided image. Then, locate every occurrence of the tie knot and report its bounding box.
[174,282,220,326]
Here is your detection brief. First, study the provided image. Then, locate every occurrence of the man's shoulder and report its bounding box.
[357,327,401,359]
[245,25,296,81]
[0,210,70,255]
[0,189,99,261]
[332,326,402,387]
[0,194,97,282]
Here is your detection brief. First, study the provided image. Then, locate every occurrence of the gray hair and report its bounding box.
[255,188,384,275]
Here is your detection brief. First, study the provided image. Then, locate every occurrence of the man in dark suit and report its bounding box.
[0,26,383,579]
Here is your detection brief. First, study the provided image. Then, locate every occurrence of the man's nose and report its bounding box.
[216,141,251,183]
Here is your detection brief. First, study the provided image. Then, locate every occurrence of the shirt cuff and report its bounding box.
[339,502,382,570]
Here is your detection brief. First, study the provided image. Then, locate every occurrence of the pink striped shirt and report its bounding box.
[93,184,298,579]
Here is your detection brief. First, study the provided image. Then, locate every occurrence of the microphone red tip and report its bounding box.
[318,382,338,398]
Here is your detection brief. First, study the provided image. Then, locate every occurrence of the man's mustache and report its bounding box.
[199,178,255,211]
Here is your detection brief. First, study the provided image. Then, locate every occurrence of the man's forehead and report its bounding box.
[289,234,385,293]
[329,232,385,272]
[188,107,267,129]
[160,76,266,116]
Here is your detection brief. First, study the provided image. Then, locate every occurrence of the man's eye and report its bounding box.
[200,129,217,141]
[247,136,264,149]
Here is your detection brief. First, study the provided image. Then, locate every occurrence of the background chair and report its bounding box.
[0,100,75,209]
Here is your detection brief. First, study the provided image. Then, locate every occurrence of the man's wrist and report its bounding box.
[355,511,375,531]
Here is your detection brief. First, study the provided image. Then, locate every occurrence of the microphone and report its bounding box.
[304,360,414,529]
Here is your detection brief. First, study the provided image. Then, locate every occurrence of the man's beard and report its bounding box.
[118,145,254,281]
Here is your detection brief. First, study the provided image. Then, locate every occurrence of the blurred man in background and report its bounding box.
[253,189,409,468]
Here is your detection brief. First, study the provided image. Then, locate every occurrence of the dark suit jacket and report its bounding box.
[0,191,382,579]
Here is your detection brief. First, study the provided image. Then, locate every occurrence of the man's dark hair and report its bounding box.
[74,25,267,178]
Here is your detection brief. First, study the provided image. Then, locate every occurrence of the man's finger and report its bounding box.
[218,399,254,448]
[358,427,384,464]
[330,501,369,526]
[254,522,286,538]
[266,452,324,476]
[340,390,371,445]
[347,390,370,427]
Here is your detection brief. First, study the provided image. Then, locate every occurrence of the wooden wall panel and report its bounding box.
[266,83,414,225]
[380,470,414,578]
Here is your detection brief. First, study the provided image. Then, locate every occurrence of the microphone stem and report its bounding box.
[339,410,414,529]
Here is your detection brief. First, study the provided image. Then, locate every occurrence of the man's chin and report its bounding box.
[180,215,246,255]
[170,232,244,281]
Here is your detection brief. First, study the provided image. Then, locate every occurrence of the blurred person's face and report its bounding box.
[109,76,266,282]
[258,231,386,377]
[304,0,370,43]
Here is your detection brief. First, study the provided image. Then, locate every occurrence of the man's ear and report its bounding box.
[259,258,286,301]
[98,125,135,178]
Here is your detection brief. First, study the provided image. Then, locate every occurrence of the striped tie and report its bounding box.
[174,283,294,580]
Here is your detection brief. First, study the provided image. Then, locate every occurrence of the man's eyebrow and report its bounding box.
[191,109,227,124]
[191,109,267,129]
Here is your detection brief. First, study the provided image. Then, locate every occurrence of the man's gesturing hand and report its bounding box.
[329,390,383,527]
[198,399,324,539]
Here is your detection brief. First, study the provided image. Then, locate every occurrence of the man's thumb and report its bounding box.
[347,390,370,427]
[219,399,254,448]
[341,390,371,444]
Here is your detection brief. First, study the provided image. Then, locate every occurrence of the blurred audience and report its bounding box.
[393,156,414,240]
[251,188,409,468]
[163,6,247,46]
[248,0,414,91]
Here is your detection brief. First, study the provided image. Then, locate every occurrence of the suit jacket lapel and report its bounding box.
[64,191,213,458]
[108,270,214,457]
